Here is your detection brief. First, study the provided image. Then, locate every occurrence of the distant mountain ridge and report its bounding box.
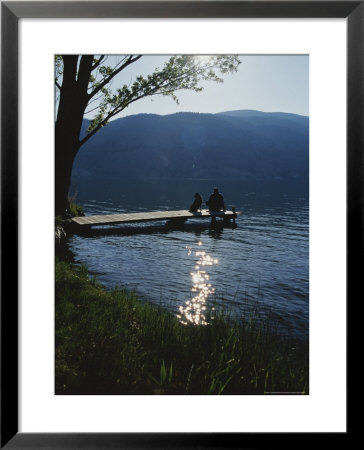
[72,109,309,199]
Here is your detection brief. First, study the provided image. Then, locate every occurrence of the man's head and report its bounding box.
[213,187,219,194]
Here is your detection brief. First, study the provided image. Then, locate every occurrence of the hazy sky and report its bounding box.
[84,54,309,120]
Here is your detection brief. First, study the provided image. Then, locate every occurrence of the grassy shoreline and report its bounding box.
[56,260,308,395]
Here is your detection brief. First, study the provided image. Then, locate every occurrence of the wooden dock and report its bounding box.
[71,209,238,228]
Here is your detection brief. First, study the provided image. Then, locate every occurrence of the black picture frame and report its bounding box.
[1,1,357,448]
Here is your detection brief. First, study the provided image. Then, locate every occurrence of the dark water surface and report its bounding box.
[67,186,309,340]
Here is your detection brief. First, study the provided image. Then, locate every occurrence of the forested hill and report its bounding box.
[72,110,309,198]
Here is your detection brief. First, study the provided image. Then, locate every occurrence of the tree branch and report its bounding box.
[79,90,151,147]
[87,55,142,100]
[91,55,106,70]
[80,55,240,147]
[61,55,79,87]
[80,67,202,145]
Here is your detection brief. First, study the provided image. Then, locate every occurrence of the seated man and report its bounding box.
[206,187,226,212]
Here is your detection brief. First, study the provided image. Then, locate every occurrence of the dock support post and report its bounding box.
[232,206,236,224]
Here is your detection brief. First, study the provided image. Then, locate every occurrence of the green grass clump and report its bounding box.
[55,261,308,395]
[67,195,85,217]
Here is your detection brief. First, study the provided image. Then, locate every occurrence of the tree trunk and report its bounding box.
[55,130,79,216]
[55,55,93,216]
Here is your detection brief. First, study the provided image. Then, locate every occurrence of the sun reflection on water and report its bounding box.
[177,242,219,326]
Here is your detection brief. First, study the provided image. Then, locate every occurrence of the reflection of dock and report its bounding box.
[71,209,238,228]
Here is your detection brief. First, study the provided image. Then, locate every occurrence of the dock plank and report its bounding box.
[71,209,238,227]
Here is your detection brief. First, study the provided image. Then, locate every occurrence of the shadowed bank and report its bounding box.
[55,260,308,395]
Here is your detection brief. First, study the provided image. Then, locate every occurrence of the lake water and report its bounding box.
[67,186,309,340]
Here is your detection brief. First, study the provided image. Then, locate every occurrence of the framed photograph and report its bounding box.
[2,1,357,447]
